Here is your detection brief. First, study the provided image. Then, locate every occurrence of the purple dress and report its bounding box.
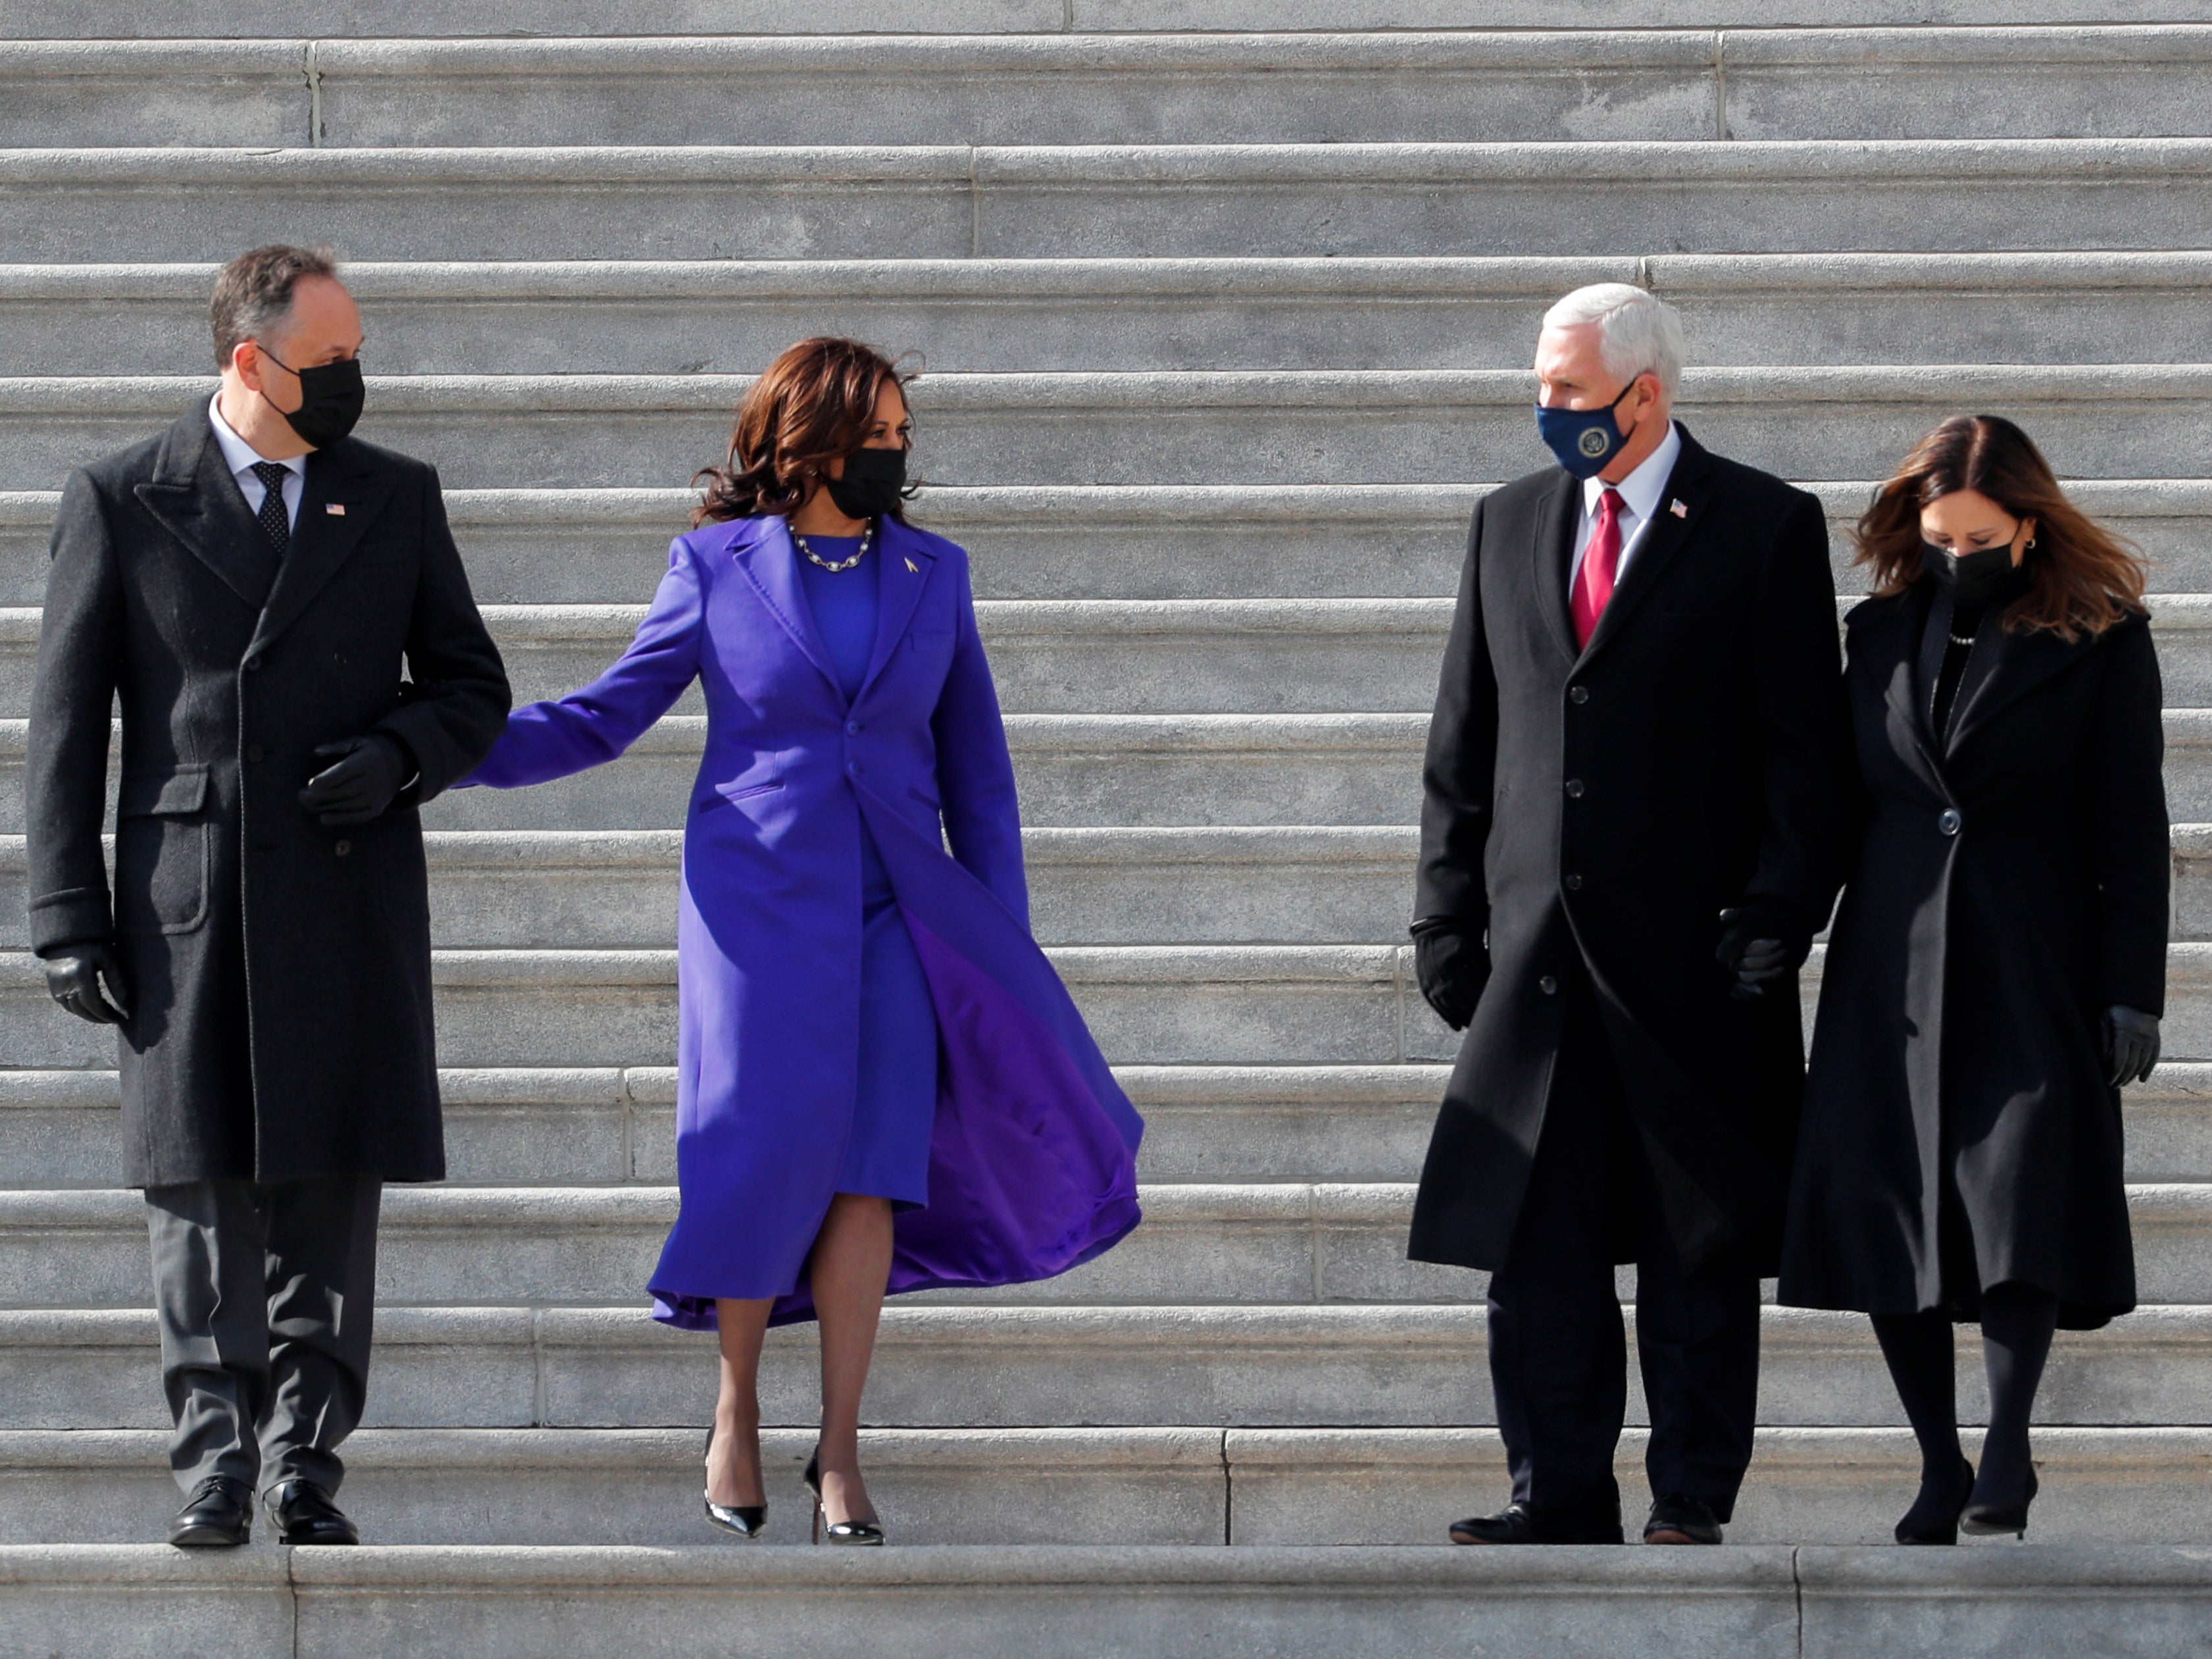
[458,513,1144,1328]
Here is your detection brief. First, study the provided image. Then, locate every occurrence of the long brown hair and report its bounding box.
[1855,414,2146,640]
[693,336,914,526]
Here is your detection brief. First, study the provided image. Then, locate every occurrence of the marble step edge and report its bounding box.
[9,1298,2212,1362]
[21,250,2212,303]
[16,137,2212,185]
[11,480,2212,533]
[21,26,2212,78]
[0,1180,2205,1235]
[19,363,2212,413]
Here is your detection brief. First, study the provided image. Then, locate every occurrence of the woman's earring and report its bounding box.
[2026,537,2037,551]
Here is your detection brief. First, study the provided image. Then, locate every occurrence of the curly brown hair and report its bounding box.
[693,336,915,527]
[1855,414,2147,641]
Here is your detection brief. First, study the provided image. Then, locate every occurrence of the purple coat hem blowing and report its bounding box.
[455,513,1144,1330]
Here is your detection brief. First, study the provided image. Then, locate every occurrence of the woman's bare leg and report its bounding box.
[707,1296,774,1508]
[807,1193,895,1526]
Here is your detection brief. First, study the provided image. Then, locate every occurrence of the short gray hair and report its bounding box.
[1541,283,1684,396]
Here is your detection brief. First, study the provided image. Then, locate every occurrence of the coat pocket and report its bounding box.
[114,764,211,936]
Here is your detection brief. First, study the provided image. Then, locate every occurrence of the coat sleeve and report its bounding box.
[24,469,124,956]
[377,464,513,806]
[459,535,705,790]
[931,551,1029,927]
[2088,617,2170,1016]
[1414,498,1497,929]
[1742,490,1855,925]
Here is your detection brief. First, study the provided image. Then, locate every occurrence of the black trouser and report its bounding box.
[143,1177,381,1496]
[1486,973,1762,1523]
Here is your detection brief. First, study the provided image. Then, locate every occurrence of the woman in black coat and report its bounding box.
[1780,415,2167,1544]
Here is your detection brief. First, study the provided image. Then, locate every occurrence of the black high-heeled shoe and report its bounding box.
[804,1448,885,1546]
[702,1424,766,1540]
[1894,1455,1974,1545]
[1960,1464,2038,1539]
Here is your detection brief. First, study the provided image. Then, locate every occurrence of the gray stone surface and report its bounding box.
[0,1544,292,1659]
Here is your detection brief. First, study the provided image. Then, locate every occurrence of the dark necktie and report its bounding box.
[250,461,291,556]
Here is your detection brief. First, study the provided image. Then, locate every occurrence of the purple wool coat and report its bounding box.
[460,513,1144,1328]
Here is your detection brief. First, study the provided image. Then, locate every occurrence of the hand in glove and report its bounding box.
[1412,919,1490,1032]
[2103,1006,2161,1089]
[299,734,411,827]
[45,940,132,1025]
[1716,896,1816,999]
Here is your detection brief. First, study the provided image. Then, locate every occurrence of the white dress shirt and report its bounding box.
[207,394,305,532]
[1569,420,1684,588]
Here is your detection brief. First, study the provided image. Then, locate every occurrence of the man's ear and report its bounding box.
[231,340,264,394]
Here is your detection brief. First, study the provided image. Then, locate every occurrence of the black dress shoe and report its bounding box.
[264,1479,360,1545]
[168,1475,252,1548]
[1644,1493,1724,1545]
[1896,1456,1974,1546]
[1960,1466,2038,1539]
[1449,1499,1624,1546]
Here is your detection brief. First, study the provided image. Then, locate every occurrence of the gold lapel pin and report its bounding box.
[904,557,918,573]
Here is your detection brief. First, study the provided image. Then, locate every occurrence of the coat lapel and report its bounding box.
[1863,586,1951,798]
[1945,617,2097,757]
[1577,424,1712,665]
[1532,471,1581,667]
[245,439,393,656]
[726,515,843,696]
[130,405,280,611]
[855,519,938,701]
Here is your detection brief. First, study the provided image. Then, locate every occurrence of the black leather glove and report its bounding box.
[2103,1006,2161,1088]
[299,734,411,827]
[1412,918,1490,1031]
[44,940,131,1025]
[1716,896,1816,1000]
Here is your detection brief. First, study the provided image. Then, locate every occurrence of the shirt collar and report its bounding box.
[207,393,307,480]
[1584,419,1682,526]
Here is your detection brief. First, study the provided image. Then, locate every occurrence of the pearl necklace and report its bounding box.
[792,519,874,573]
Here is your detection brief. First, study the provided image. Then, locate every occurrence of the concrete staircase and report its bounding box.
[5,6,2212,1654]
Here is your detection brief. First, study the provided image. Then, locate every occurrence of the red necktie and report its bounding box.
[1572,487,1624,648]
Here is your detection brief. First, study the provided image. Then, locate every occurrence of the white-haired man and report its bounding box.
[1407,284,1853,1545]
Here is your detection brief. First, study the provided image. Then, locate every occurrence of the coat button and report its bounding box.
[1564,779,1585,799]
[1564,873,1582,890]
[243,655,262,671]
[1538,975,1559,996]
[847,761,862,777]
[1939,808,1962,836]
[1569,686,1589,705]
[846,720,863,736]
[334,840,351,857]
[246,744,264,762]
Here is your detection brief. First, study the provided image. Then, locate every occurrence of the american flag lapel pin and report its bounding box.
[1669,499,1688,519]
[326,503,345,516]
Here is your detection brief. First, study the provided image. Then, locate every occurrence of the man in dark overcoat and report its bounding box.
[1408,284,1853,1546]
[24,246,509,1548]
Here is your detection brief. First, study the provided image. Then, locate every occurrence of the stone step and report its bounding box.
[11,366,2212,492]
[13,140,2212,263]
[1,1301,2209,1433]
[14,249,2212,376]
[7,1544,2211,1659]
[13,479,2212,608]
[0,1424,2208,1548]
[0,1180,2207,1312]
[3,1061,2206,1190]
[13,31,2212,151]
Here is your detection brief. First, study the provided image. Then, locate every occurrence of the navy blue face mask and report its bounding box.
[1534,379,1637,480]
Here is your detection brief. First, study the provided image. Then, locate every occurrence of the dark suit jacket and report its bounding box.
[1780,586,2164,1328]
[1407,424,1853,1274]
[24,403,509,1185]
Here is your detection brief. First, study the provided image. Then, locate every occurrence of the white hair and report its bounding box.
[1540,283,1684,396]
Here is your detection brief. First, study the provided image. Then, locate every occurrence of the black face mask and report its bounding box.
[1923,538,2023,609]
[826,446,907,521]
[259,351,364,449]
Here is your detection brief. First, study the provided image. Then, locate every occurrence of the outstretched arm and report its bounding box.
[462,536,706,790]
[932,555,1028,927]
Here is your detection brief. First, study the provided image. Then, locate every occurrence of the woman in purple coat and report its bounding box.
[459,339,1143,1544]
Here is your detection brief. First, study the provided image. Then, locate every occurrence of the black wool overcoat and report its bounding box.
[1407,425,1853,1275]
[24,404,510,1186]
[1778,586,2165,1329]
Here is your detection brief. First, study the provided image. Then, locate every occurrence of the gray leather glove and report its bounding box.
[44,940,131,1025]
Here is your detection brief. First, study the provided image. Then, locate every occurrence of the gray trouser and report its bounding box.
[143,1177,381,1496]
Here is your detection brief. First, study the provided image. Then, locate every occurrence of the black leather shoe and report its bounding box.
[264,1478,360,1545]
[1960,1466,2038,1539]
[1449,1499,1624,1546]
[1644,1493,1725,1544]
[167,1475,252,1548]
[1896,1456,1974,1546]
